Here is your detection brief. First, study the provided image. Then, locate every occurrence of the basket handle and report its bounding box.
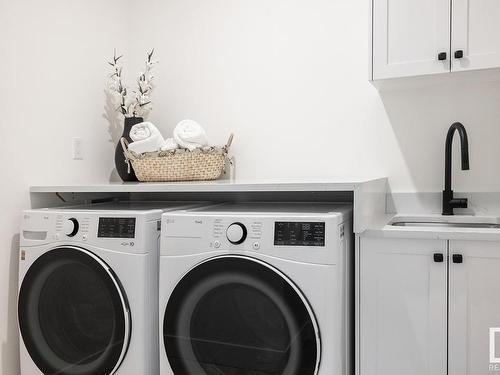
[120,137,129,152]
[120,137,133,174]
[224,134,234,151]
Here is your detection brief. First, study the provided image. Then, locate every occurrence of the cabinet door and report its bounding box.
[372,0,451,80]
[449,240,500,375]
[452,0,500,72]
[360,237,447,375]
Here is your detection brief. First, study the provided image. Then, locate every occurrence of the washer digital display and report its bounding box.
[98,218,136,238]
[274,222,325,246]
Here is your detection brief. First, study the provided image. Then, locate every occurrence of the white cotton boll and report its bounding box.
[106,49,157,118]
[127,102,138,116]
[138,94,149,104]
[139,80,152,93]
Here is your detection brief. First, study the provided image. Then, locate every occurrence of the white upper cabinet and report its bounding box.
[452,0,500,72]
[372,0,451,80]
[360,237,448,375]
[371,0,500,80]
[448,240,500,375]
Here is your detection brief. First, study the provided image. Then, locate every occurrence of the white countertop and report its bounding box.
[30,177,386,193]
[29,177,388,234]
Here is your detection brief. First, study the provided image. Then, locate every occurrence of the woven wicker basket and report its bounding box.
[120,135,233,182]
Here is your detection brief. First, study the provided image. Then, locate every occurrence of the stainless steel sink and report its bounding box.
[391,221,500,229]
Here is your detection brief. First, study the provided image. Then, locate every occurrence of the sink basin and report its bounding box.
[388,215,500,230]
[391,221,500,229]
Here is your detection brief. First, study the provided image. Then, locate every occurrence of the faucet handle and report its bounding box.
[450,198,468,209]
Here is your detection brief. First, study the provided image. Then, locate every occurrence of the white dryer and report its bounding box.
[18,201,205,375]
[159,203,353,375]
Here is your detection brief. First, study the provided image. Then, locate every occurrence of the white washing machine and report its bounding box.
[18,201,206,375]
[159,203,353,375]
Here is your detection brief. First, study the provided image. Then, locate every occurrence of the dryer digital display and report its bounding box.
[274,222,325,246]
[98,217,136,238]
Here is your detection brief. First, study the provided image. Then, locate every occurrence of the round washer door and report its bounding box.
[164,256,320,375]
[18,247,131,375]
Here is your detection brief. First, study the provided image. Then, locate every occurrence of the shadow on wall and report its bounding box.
[103,89,123,182]
[379,81,500,192]
[2,234,20,375]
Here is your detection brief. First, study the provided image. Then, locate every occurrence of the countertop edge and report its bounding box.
[30,178,388,194]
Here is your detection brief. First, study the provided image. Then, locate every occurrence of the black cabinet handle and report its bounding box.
[455,50,464,59]
[452,254,463,263]
[434,253,444,263]
[438,52,447,61]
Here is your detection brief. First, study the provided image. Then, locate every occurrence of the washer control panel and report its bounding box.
[97,217,136,238]
[21,210,154,255]
[63,218,79,237]
[56,215,88,239]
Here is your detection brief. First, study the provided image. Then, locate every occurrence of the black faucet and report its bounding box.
[442,122,470,215]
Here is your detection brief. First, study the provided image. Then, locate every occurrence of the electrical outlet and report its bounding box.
[72,138,83,160]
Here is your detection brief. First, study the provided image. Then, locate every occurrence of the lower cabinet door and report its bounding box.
[449,240,500,375]
[360,237,447,375]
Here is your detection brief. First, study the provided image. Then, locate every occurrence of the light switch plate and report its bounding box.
[72,137,83,160]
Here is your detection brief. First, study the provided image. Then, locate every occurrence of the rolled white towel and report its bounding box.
[128,122,167,154]
[173,119,209,151]
[129,122,152,142]
[160,138,179,151]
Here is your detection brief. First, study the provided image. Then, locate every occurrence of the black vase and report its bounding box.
[115,116,143,182]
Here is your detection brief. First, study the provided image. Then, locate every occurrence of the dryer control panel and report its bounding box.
[274,222,325,247]
[162,208,351,265]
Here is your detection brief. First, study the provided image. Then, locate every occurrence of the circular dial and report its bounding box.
[226,222,247,245]
[63,218,79,237]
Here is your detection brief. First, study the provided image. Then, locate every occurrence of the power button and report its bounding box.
[214,240,221,249]
[252,242,260,250]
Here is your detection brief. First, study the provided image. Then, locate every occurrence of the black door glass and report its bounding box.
[18,248,129,375]
[164,257,319,375]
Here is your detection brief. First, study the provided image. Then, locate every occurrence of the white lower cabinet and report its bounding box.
[360,237,448,375]
[360,237,500,375]
[449,240,500,375]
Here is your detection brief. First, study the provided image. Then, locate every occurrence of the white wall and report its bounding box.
[131,0,500,193]
[0,1,129,373]
[2,0,500,373]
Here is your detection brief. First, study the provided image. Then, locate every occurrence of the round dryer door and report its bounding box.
[18,247,131,375]
[164,256,320,375]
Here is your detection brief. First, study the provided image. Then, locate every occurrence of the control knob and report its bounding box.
[226,222,247,245]
[63,218,79,237]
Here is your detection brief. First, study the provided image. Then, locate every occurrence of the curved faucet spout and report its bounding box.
[443,122,470,215]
